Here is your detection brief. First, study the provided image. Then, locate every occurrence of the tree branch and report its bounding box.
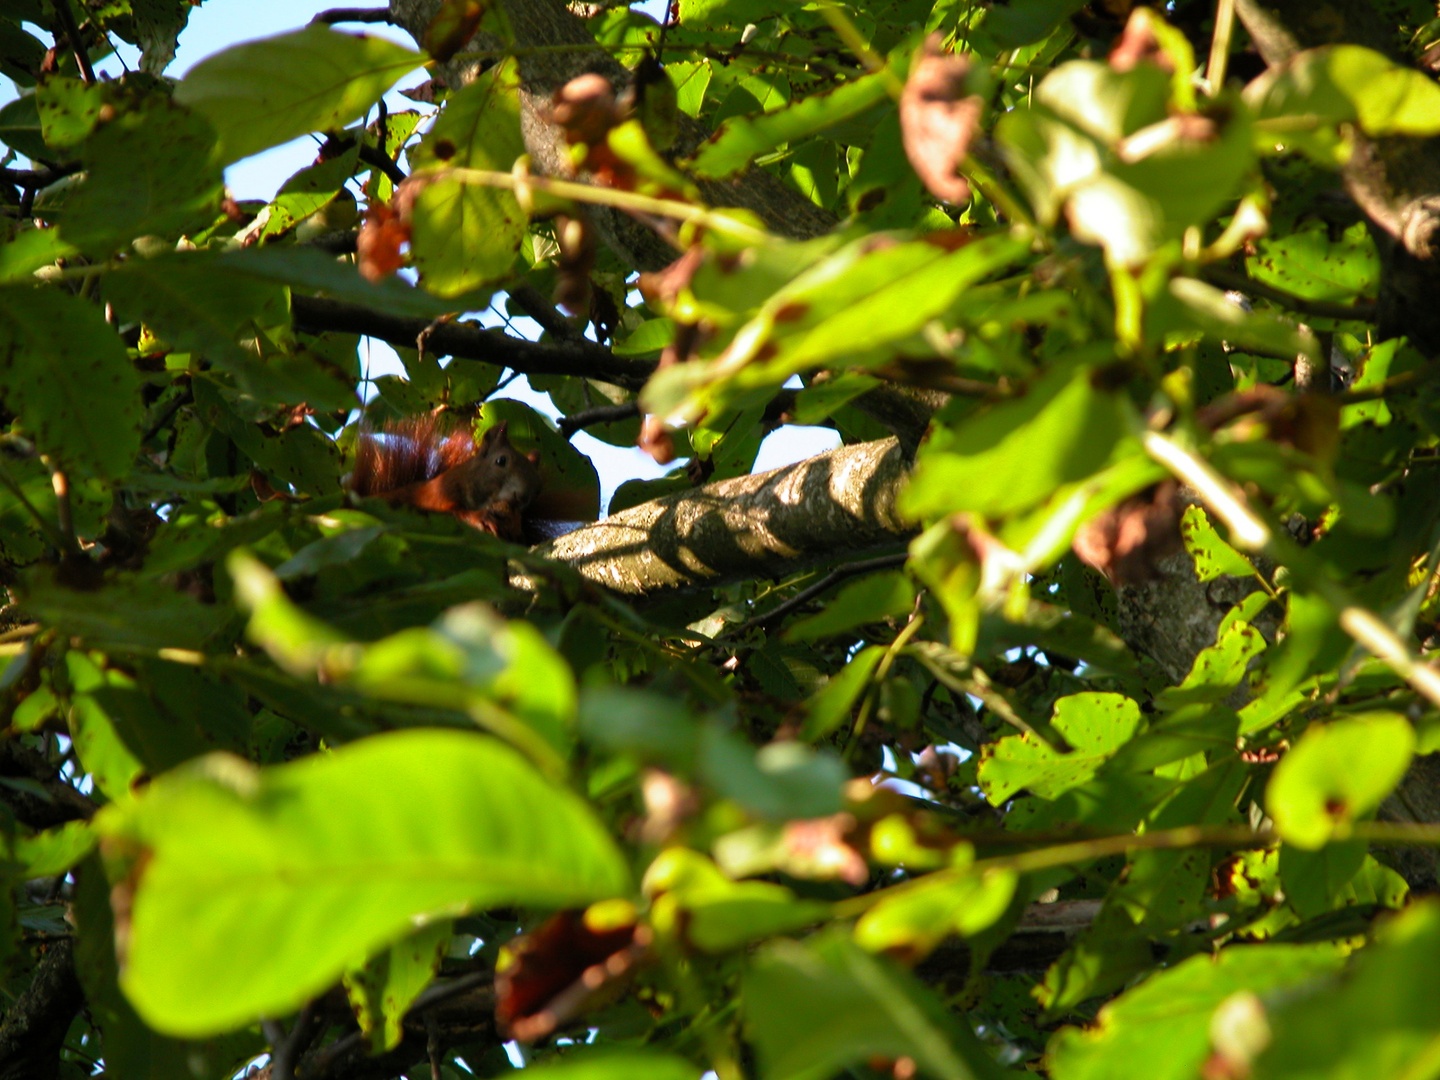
[290,295,650,388]
[528,437,913,594]
[311,8,394,25]
[557,402,638,438]
[0,939,84,1080]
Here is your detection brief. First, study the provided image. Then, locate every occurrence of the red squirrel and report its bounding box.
[348,414,542,542]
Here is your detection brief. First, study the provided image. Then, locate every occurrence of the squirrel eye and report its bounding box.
[495,454,509,467]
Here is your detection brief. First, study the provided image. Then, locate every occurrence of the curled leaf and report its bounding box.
[899,35,981,206]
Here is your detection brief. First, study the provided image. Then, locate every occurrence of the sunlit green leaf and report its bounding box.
[1267,713,1414,849]
[408,58,527,296]
[174,26,422,164]
[110,728,630,1036]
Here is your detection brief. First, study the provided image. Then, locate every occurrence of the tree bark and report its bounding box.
[0,939,84,1080]
[528,437,913,593]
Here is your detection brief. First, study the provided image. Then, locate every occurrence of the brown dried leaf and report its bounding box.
[899,35,982,206]
[356,201,411,282]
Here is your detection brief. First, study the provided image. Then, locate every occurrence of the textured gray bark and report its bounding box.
[528,437,912,593]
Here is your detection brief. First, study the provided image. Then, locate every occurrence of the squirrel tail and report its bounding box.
[349,414,476,497]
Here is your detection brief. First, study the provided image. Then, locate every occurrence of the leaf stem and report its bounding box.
[1206,0,1237,93]
[437,167,775,247]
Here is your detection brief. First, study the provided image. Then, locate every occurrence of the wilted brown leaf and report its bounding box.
[899,34,982,206]
[356,201,411,282]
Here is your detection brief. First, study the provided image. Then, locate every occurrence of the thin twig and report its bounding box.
[267,1002,318,1080]
[305,971,492,1074]
[1203,267,1378,322]
[358,143,407,188]
[141,385,194,443]
[731,552,910,637]
[1338,368,1426,404]
[2,164,82,189]
[509,284,580,341]
[49,0,96,85]
[557,402,639,439]
[310,7,394,25]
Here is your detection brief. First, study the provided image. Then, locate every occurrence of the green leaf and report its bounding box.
[1181,504,1256,582]
[644,849,829,952]
[1256,901,1440,1080]
[63,92,222,254]
[65,653,146,801]
[978,692,1141,804]
[108,728,631,1036]
[1266,713,1414,850]
[1046,943,1345,1080]
[902,364,1130,520]
[1154,619,1267,709]
[750,232,1029,385]
[102,252,289,372]
[408,58,527,297]
[701,730,846,821]
[986,0,1085,49]
[1277,841,1366,920]
[743,930,1011,1080]
[174,26,422,165]
[35,75,104,148]
[343,920,451,1052]
[1245,45,1440,162]
[0,285,141,480]
[1246,221,1378,305]
[72,852,264,1080]
[22,578,230,650]
[785,571,915,641]
[10,819,96,878]
[222,245,459,320]
[800,645,884,741]
[692,72,890,179]
[854,867,1018,956]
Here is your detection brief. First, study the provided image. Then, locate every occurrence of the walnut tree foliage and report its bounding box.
[6,0,1440,1078]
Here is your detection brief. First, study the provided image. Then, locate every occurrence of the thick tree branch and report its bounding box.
[529,437,913,594]
[0,939,84,1080]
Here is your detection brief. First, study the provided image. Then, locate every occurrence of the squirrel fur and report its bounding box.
[349,414,542,541]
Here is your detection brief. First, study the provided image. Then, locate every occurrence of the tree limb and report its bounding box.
[0,939,84,1080]
[291,295,649,388]
[528,437,914,594]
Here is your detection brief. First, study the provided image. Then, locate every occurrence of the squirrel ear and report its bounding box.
[478,421,505,450]
[527,451,540,464]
